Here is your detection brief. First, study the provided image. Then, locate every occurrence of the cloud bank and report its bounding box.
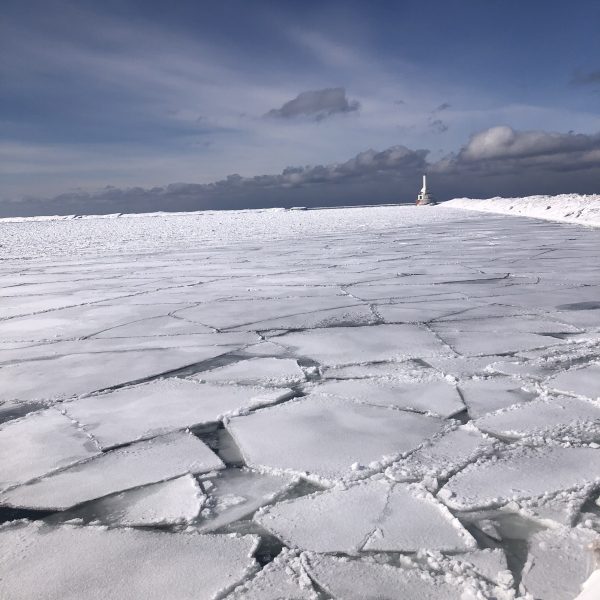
[3,126,600,217]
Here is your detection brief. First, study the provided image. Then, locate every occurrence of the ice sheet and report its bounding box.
[48,474,205,527]
[227,394,445,483]
[0,522,258,600]
[440,446,600,510]
[197,357,305,387]
[475,396,600,442]
[521,527,600,600]
[546,363,600,400]
[1,432,224,510]
[63,378,294,449]
[256,480,475,553]
[458,376,538,418]
[312,378,464,417]
[0,409,99,490]
[274,323,447,367]
[0,345,239,402]
[303,554,473,600]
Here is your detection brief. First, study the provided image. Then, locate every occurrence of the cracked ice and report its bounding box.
[1,203,600,599]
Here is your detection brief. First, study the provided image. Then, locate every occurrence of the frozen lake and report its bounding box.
[1,205,599,599]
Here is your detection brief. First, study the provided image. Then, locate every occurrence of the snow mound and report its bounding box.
[444,194,600,227]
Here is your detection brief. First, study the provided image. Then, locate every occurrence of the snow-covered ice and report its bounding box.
[311,378,465,417]
[458,376,538,418]
[0,409,99,490]
[444,193,600,227]
[475,395,600,442]
[275,323,448,366]
[256,479,475,553]
[440,445,600,510]
[226,394,445,483]
[302,554,476,600]
[62,378,294,449]
[0,522,259,600]
[520,527,600,599]
[196,357,305,387]
[225,548,318,599]
[546,363,600,400]
[1,202,600,597]
[0,432,223,510]
[386,425,496,484]
[47,474,205,527]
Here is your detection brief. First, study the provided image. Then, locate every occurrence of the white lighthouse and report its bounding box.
[416,174,436,205]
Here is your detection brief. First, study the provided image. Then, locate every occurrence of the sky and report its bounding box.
[2,0,600,216]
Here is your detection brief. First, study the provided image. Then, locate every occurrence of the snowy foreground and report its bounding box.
[445,194,600,228]
[1,204,600,599]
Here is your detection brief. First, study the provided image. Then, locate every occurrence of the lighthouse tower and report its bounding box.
[416,174,436,205]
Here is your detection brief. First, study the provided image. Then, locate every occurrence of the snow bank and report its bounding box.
[443,194,600,227]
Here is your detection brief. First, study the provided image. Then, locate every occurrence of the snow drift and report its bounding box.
[444,194,600,227]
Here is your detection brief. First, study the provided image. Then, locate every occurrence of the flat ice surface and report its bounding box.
[0,409,99,490]
[1,432,223,510]
[49,474,205,527]
[275,323,447,366]
[0,522,258,600]
[475,395,600,442]
[546,363,600,400]
[256,480,475,553]
[2,203,600,597]
[63,378,293,449]
[520,527,600,600]
[458,376,538,418]
[0,345,239,402]
[227,394,445,483]
[303,554,470,600]
[440,446,600,510]
[312,378,464,417]
[197,357,305,387]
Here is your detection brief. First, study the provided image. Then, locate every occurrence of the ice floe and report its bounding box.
[196,357,305,387]
[311,378,464,417]
[47,474,204,527]
[0,522,258,600]
[458,376,538,418]
[62,378,293,449]
[226,394,446,483]
[302,554,479,600]
[0,345,240,402]
[256,479,475,553]
[546,363,600,400]
[475,395,600,442]
[520,527,600,599]
[440,445,600,510]
[0,409,99,491]
[0,432,223,510]
[275,323,447,367]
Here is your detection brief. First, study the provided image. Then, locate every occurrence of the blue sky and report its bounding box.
[2,0,600,215]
